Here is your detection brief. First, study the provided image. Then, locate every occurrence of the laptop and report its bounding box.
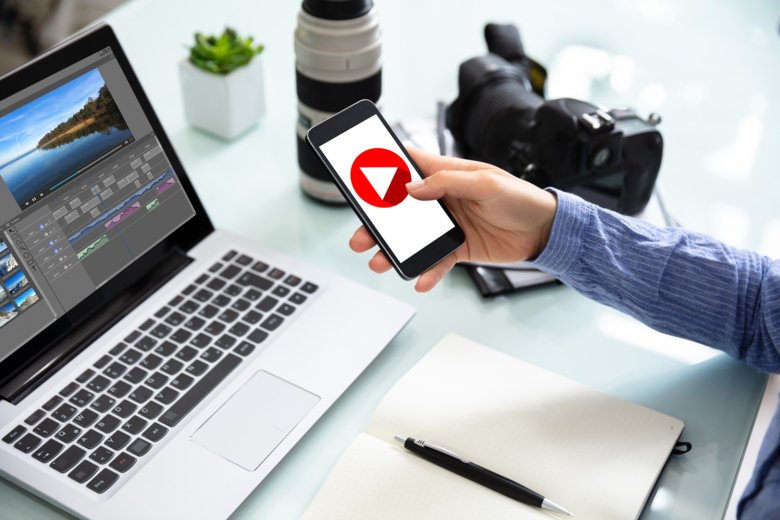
[0,24,414,519]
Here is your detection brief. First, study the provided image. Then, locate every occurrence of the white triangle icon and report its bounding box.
[360,167,398,200]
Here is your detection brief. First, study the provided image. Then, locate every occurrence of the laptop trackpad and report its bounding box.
[191,370,319,471]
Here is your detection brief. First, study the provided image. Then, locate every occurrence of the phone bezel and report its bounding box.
[306,99,464,280]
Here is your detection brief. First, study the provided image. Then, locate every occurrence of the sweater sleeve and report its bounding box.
[530,189,780,372]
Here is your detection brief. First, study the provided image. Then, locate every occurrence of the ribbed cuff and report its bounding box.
[529,188,593,277]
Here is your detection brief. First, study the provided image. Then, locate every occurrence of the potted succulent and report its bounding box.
[179,27,266,140]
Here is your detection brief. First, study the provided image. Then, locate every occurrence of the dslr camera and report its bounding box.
[447,24,663,215]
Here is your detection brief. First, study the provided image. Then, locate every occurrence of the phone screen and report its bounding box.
[319,115,455,262]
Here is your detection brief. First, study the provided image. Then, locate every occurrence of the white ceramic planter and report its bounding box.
[179,57,266,140]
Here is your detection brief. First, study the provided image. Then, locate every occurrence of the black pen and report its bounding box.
[394,435,573,516]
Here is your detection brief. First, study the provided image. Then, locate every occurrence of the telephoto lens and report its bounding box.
[295,0,382,203]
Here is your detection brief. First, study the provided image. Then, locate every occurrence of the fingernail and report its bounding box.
[406,180,425,191]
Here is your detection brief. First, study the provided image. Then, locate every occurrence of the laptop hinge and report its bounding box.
[0,248,194,404]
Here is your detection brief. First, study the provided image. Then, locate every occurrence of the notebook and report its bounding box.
[302,334,684,520]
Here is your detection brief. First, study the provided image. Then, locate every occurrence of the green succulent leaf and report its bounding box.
[188,27,264,75]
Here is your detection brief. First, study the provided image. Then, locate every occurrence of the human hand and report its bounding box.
[349,147,558,292]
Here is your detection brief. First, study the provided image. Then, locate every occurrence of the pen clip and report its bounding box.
[416,439,470,464]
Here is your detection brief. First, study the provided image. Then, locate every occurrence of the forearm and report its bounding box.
[531,190,780,372]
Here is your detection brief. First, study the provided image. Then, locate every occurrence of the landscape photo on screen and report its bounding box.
[0,284,6,303]
[0,301,17,329]
[3,270,29,296]
[0,68,133,206]
[0,253,18,277]
[14,287,38,312]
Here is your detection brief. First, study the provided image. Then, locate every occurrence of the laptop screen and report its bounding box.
[0,46,196,362]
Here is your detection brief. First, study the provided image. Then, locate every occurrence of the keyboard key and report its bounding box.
[193,289,213,303]
[25,409,46,425]
[68,460,99,484]
[159,354,242,428]
[195,274,209,285]
[214,335,236,350]
[3,425,26,444]
[243,288,263,302]
[87,375,110,393]
[170,373,194,390]
[55,424,82,444]
[234,342,255,357]
[229,323,249,337]
[175,346,198,362]
[52,404,77,422]
[186,360,208,377]
[93,355,111,369]
[33,418,60,437]
[135,336,158,351]
[95,415,121,434]
[74,409,99,428]
[256,296,278,312]
[139,319,155,331]
[220,265,241,279]
[138,401,163,420]
[59,382,79,398]
[110,452,137,473]
[42,395,63,411]
[225,284,243,297]
[268,268,285,280]
[208,262,223,273]
[181,284,196,296]
[124,367,149,384]
[150,323,173,339]
[140,354,163,370]
[89,446,114,465]
[165,311,186,327]
[87,468,119,493]
[206,278,226,291]
[301,282,319,294]
[243,310,263,325]
[236,254,252,266]
[260,314,284,332]
[142,423,168,442]
[201,347,223,362]
[154,341,177,357]
[204,321,225,336]
[127,438,151,457]
[69,389,94,407]
[170,329,193,344]
[180,300,200,314]
[198,304,219,318]
[124,330,142,343]
[154,306,171,319]
[251,261,269,273]
[218,309,239,323]
[289,293,308,305]
[109,343,127,356]
[145,372,169,389]
[191,333,213,348]
[155,387,179,405]
[284,275,302,287]
[247,329,269,344]
[76,369,95,384]
[78,430,103,450]
[103,362,127,379]
[108,380,132,398]
[184,316,206,331]
[222,250,238,261]
[161,359,183,375]
[129,385,154,404]
[237,272,272,291]
[231,299,251,312]
[212,294,230,307]
[32,439,63,463]
[91,395,116,413]
[272,285,290,298]
[112,400,137,419]
[168,295,184,307]
[50,445,86,473]
[14,433,41,453]
[106,431,131,450]
[277,303,296,316]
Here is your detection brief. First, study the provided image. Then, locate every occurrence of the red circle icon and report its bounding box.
[350,148,412,208]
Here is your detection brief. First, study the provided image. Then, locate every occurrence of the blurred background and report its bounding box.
[0,0,125,74]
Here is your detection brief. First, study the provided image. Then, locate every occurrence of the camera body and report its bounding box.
[447,24,663,215]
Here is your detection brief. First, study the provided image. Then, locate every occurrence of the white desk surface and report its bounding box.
[1,0,778,518]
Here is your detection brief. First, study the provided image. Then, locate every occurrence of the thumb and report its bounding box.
[406,169,499,202]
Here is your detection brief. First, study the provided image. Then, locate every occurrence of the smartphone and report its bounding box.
[307,99,465,280]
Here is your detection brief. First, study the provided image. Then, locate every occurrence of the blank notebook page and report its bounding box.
[303,334,683,520]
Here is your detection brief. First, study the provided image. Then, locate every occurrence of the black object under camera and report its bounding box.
[447,23,663,215]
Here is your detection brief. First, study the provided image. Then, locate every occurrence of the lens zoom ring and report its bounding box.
[296,70,381,113]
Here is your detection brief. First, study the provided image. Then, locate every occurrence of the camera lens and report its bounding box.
[295,0,382,203]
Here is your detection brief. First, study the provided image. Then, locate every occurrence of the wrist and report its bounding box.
[533,190,558,258]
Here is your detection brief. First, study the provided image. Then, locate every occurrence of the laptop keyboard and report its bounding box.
[1,250,319,495]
